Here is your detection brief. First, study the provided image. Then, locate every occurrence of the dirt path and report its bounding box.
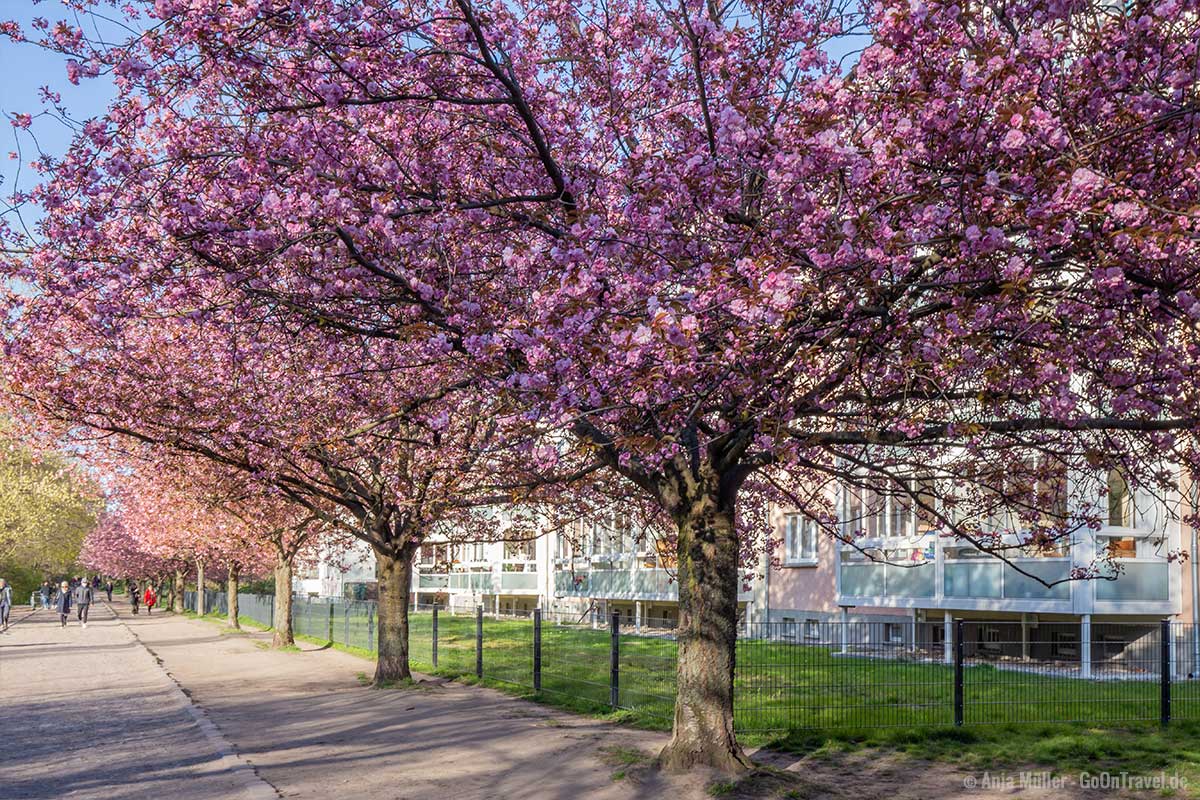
[0,603,274,800]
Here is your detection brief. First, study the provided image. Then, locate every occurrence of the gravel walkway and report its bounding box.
[0,603,276,800]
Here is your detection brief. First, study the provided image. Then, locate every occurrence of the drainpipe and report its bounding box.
[1081,614,1092,679]
[1191,481,1199,676]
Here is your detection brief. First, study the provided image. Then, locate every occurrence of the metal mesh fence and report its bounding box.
[538,609,615,710]
[617,614,677,725]
[960,621,1161,726]
[291,597,331,641]
[482,608,535,688]
[329,599,376,652]
[188,594,1200,733]
[736,620,955,730]
[237,593,274,628]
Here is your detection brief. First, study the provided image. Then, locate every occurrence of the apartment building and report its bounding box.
[408,510,763,629]
[766,469,1199,674]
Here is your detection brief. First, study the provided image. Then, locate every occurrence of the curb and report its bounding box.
[106,603,282,800]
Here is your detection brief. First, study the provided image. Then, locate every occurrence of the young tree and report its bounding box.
[0,420,102,574]
[6,0,1200,770]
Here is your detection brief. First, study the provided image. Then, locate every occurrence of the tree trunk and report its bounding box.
[227,564,240,630]
[196,560,206,616]
[172,569,184,613]
[658,484,752,773]
[272,558,294,647]
[374,548,413,684]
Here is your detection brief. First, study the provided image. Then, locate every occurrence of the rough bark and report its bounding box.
[196,560,206,616]
[374,547,414,684]
[227,564,240,630]
[272,558,294,647]
[172,569,184,613]
[658,475,752,773]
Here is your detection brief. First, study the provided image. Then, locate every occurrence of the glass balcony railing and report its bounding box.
[551,568,753,601]
[416,573,448,589]
[843,556,1169,604]
[1095,561,1170,603]
[499,572,538,591]
[840,561,935,598]
[446,571,496,591]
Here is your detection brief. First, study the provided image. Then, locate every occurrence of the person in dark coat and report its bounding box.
[0,578,11,632]
[54,581,72,627]
[104,581,113,602]
[129,581,139,614]
[39,581,51,610]
[73,580,93,628]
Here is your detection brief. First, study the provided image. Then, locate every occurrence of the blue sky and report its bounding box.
[0,1,118,230]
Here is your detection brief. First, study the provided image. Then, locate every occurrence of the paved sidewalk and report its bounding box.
[0,603,275,800]
[116,607,684,800]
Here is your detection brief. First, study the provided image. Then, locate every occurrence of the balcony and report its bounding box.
[943,559,1070,601]
[499,571,539,592]
[416,573,449,590]
[553,568,754,601]
[840,561,935,599]
[448,571,495,592]
[839,554,1172,608]
[1095,561,1170,603]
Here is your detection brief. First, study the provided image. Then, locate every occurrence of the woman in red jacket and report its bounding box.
[143,585,157,615]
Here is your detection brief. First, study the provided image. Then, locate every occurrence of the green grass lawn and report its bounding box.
[187,606,1200,790]
[397,612,1187,732]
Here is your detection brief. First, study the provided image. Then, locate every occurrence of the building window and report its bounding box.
[472,542,486,562]
[785,514,819,564]
[805,619,821,640]
[981,626,1002,652]
[1052,630,1079,658]
[1107,470,1134,527]
[884,623,905,644]
[1104,535,1138,559]
[504,539,535,561]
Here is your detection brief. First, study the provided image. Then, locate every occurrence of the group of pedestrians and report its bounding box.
[44,578,98,628]
[126,580,158,616]
[0,576,163,632]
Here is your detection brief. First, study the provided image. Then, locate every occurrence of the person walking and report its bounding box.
[73,579,93,628]
[39,581,52,610]
[104,581,113,602]
[143,584,157,615]
[54,581,71,627]
[129,580,139,615]
[0,578,12,632]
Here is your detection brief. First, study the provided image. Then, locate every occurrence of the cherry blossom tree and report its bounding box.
[6,0,1200,771]
[3,254,541,677]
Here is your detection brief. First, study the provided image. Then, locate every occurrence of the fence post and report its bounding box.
[953,619,964,726]
[610,611,620,708]
[328,600,335,643]
[367,604,375,652]
[269,594,275,629]
[344,603,350,645]
[1161,619,1172,727]
[476,604,484,678]
[432,606,439,669]
[533,608,542,693]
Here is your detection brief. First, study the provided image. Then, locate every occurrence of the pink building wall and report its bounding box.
[765,505,901,620]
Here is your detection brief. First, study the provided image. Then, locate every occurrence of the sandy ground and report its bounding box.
[1,604,1178,800]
